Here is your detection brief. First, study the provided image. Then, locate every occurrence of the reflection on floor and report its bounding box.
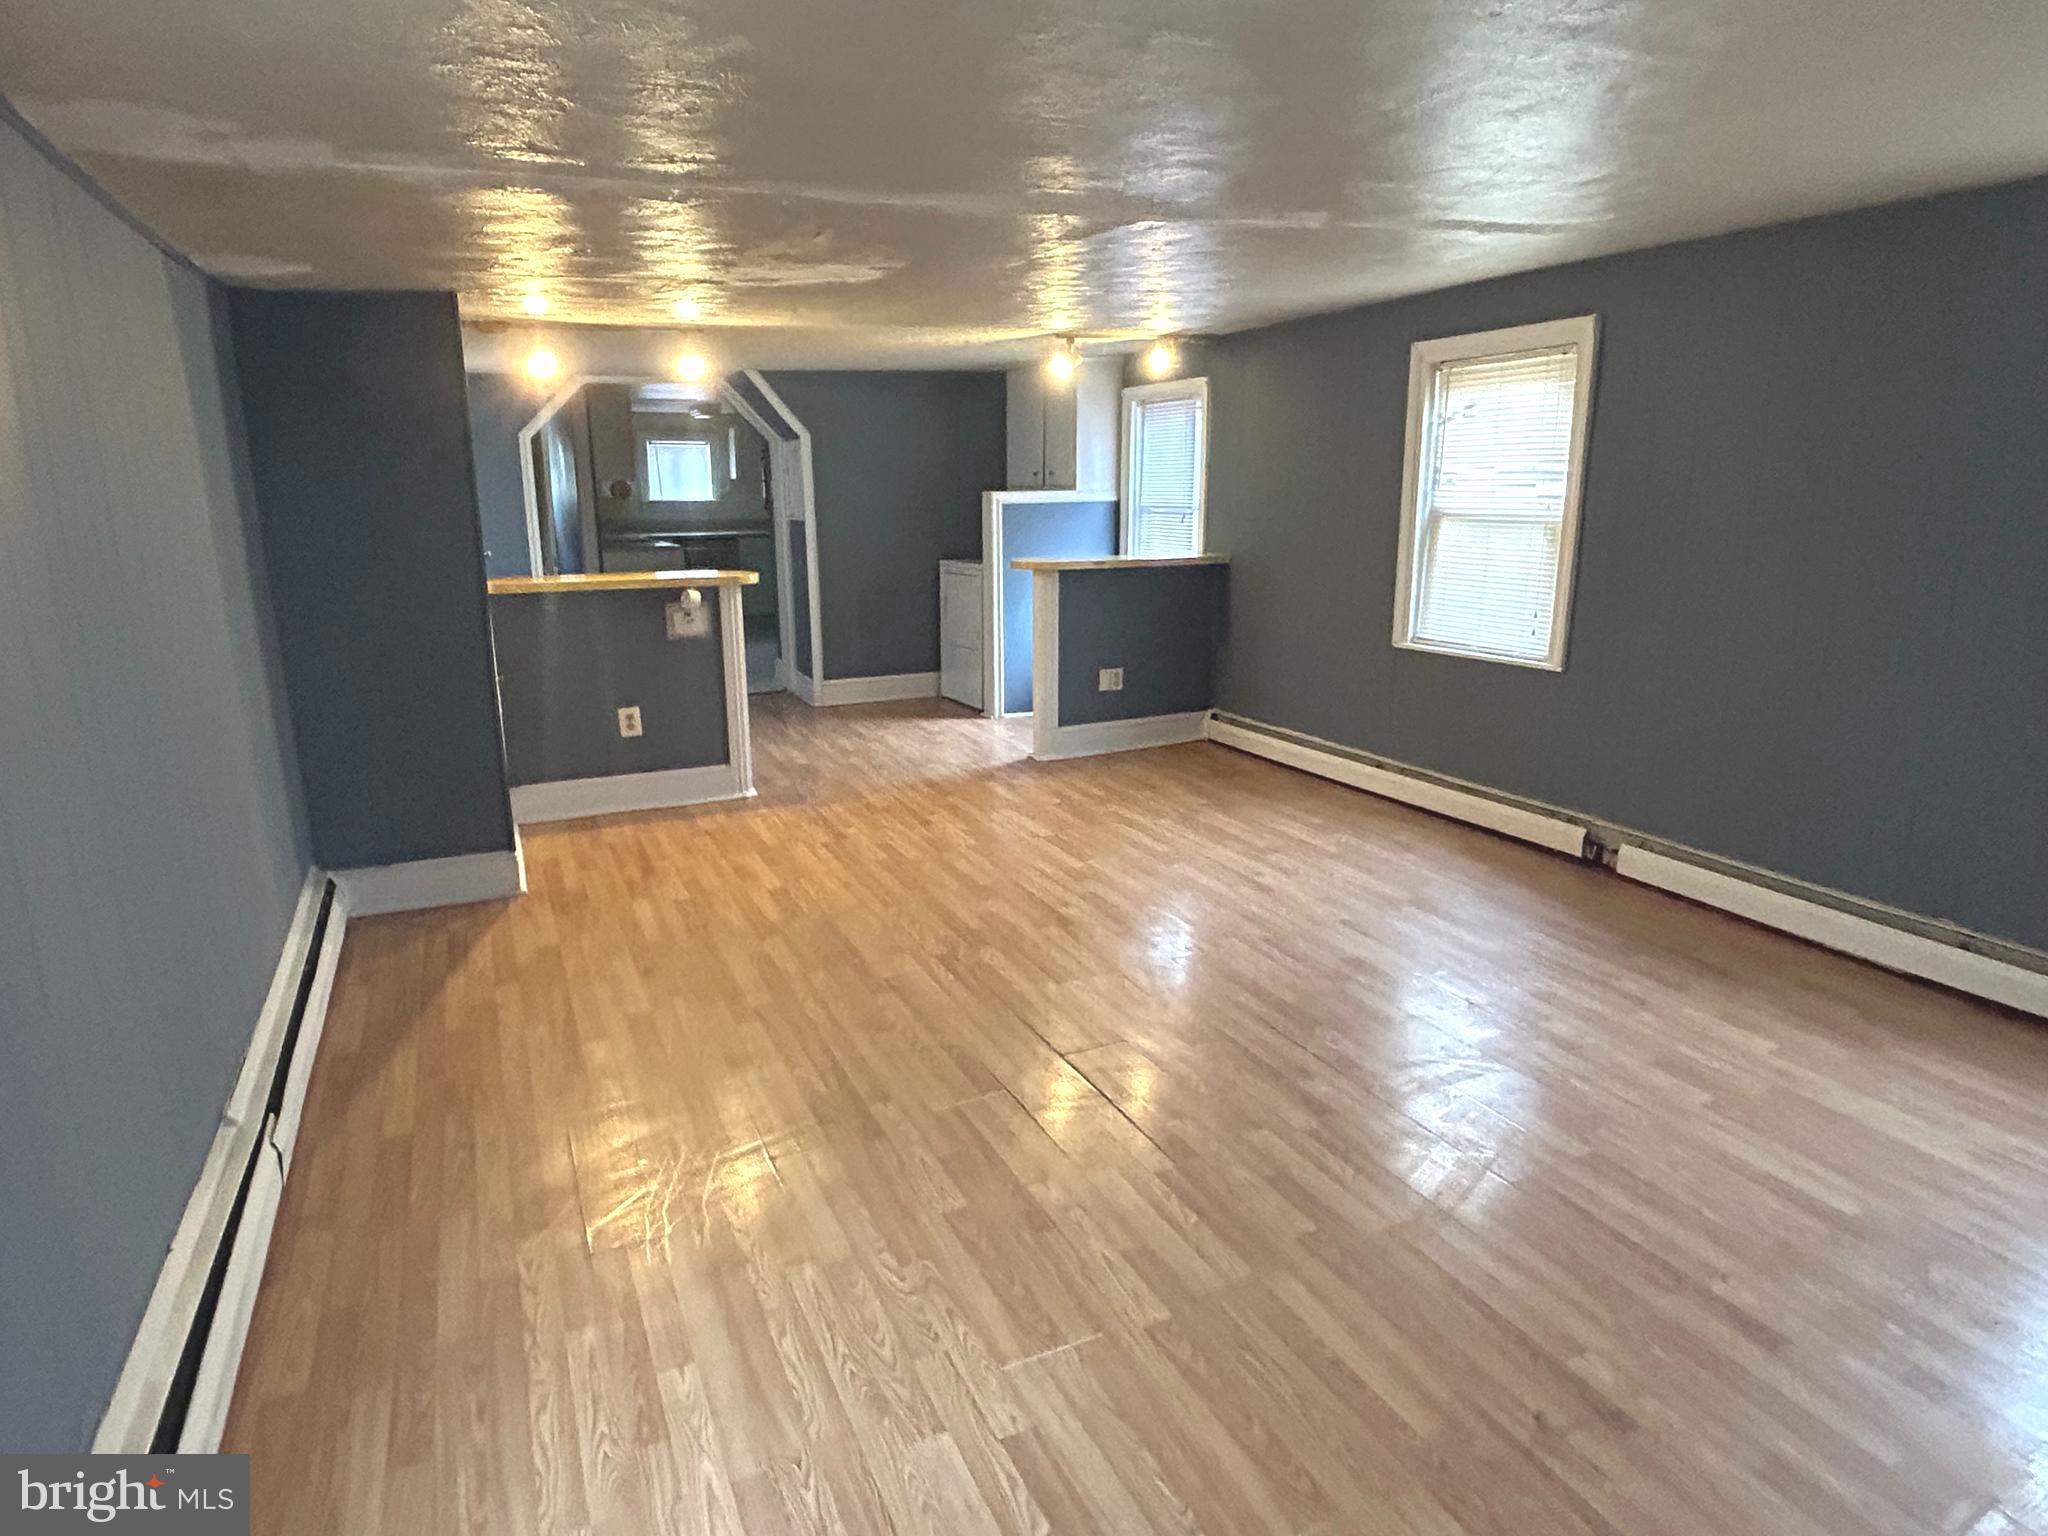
[227,696,2048,1535]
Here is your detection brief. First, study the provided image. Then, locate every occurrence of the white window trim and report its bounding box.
[1120,376,1209,557]
[1390,315,1598,672]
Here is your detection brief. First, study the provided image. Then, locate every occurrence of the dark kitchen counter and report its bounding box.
[604,525,773,545]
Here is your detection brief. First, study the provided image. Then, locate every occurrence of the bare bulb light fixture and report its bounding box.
[526,347,560,382]
[1045,338,1077,385]
[1144,339,1178,378]
[676,350,710,383]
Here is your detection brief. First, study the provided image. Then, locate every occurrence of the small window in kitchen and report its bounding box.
[1392,316,1598,670]
[1122,378,1208,558]
[645,438,716,502]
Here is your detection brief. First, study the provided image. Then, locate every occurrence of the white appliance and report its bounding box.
[939,560,983,709]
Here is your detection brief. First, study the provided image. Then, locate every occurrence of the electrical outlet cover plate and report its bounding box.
[1098,667,1124,692]
[617,705,643,738]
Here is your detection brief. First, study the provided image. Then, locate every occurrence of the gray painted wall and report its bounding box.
[0,111,310,1450]
[761,371,1005,678]
[491,591,728,784]
[1057,566,1224,726]
[583,382,641,522]
[466,369,537,577]
[999,500,1117,713]
[1120,339,1217,391]
[228,289,515,871]
[789,523,814,678]
[1202,174,2048,953]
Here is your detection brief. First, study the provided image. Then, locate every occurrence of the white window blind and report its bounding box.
[1408,343,1581,664]
[1128,392,1205,557]
[645,438,715,501]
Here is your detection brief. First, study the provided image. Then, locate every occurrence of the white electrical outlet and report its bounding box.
[617,705,643,738]
[1098,667,1124,692]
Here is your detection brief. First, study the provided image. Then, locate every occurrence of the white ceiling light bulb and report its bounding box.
[521,290,549,316]
[677,351,710,383]
[1046,339,1077,384]
[1145,339,1177,378]
[526,347,560,382]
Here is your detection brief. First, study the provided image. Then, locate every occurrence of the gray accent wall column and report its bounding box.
[466,369,541,578]
[0,108,311,1451]
[228,290,516,870]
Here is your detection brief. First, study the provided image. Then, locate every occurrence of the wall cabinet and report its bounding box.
[1005,373,1045,490]
[1004,358,1120,492]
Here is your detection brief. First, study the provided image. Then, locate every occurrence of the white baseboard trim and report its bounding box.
[1036,710,1212,762]
[510,762,752,824]
[1206,716,1591,857]
[788,668,820,706]
[1615,845,2048,1019]
[814,671,940,707]
[332,840,526,917]
[96,867,347,1453]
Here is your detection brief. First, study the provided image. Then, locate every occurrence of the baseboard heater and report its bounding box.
[1206,712,2048,1021]
[95,872,350,1454]
[1206,714,1592,856]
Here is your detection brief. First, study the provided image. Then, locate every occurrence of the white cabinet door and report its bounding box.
[939,565,975,642]
[1009,358,1117,492]
[1042,379,1078,489]
[1072,357,1121,493]
[1005,365,1045,488]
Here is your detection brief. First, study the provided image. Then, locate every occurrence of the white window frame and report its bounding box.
[1120,376,1209,557]
[1391,315,1598,671]
[643,436,716,502]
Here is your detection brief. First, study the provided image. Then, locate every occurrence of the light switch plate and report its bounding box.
[617,705,643,738]
[1098,667,1124,692]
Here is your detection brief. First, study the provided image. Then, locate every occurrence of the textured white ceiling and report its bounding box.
[6,0,2048,365]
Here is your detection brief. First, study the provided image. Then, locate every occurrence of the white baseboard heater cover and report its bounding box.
[1205,715,1590,856]
[1207,713,2048,1021]
[94,871,351,1455]
[1614,845,2048,1019]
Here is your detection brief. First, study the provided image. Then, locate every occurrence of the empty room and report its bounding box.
[3,1,2046,1532]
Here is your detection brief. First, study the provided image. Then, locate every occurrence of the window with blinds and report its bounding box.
[1123,382,1207,557]
[1393,318,1596,669]
[645,438,715,501]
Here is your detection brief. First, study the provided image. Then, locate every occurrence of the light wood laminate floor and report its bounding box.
[226,695,2048,1535]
